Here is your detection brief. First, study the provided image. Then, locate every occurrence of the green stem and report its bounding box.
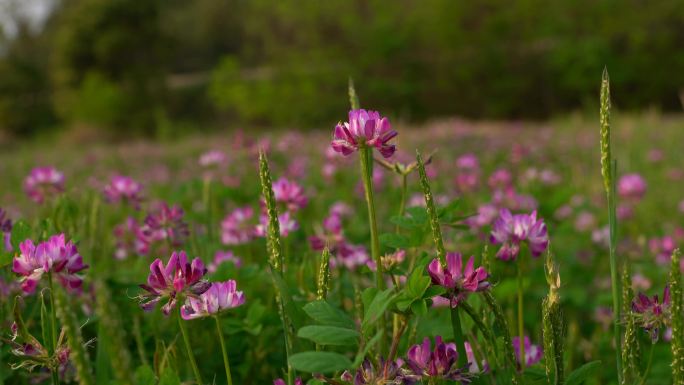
[449,306,468,368]
[359,146,386,354]
[177,310,203,385]
[637,343,655,385]
[395,174,408,233]
[608,160,622,381]
[517,258,526,371]
[215,316,233,385]
[48,274,58,353]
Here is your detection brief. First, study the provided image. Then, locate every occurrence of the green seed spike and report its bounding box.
[258,150,283,272]
[317,247,331,300]
[54,288,95,385]
[600,67,612,194]
[348,77,360,110]
[619,261,640,384]
[416,150,446,263]
[670,249,684,384]
[542,249,564,385]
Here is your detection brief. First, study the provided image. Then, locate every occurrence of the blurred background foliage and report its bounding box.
[0,0,683,139]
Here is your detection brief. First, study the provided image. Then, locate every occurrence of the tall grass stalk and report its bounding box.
[416,150,467,367]
[258,150,295,385]
[600,68,622,382]
[620,262,640,385]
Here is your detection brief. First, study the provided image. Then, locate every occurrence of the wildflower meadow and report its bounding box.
[1,74,684,385]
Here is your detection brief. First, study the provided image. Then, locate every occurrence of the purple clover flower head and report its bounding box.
[272,177,308,211]
[113,217,149,259]
[490,209,549,261]
[427,252,489,307]
[632,285,672,342]
[138,251,209,315]
[331,109,397,158]
[221,207,255,245]
[12,234,88,294]
[208,251,242,273]
[512,336,543,366]
[143,203,189,248]
[617,173,647,201]
[0,208,12,252]
[23,166,65,203]
[404,336,470,382]
[180,280,245,320]
[103,175,143,209]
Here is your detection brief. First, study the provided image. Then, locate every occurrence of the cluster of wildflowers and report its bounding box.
[403,336,471,383]
[309,203,370,270]
[454,153,480,192]
[221,207,256,245]
[103,175,143,209]
[138,251,210,315]
[490,209,549,261]
[138,250,245,319]
[208,250,242,273]
[112,217,149,259]
[12,234,88,294]
[428,252,490,307]
[0,207,12,252]
[142,202,189,248]
[649,229,684,265]
[23,166,65,203]
[631,285,671,342]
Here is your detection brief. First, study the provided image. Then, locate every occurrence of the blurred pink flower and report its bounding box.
[272,177,308,211]
[23,166,65,203]
[103,175,143,209]
[208,251,242,273]
[113,217,149,259]
[221,207,255,245]
[617,173,646,201]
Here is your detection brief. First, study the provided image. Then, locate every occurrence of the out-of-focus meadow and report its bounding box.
[1,2,684,385]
